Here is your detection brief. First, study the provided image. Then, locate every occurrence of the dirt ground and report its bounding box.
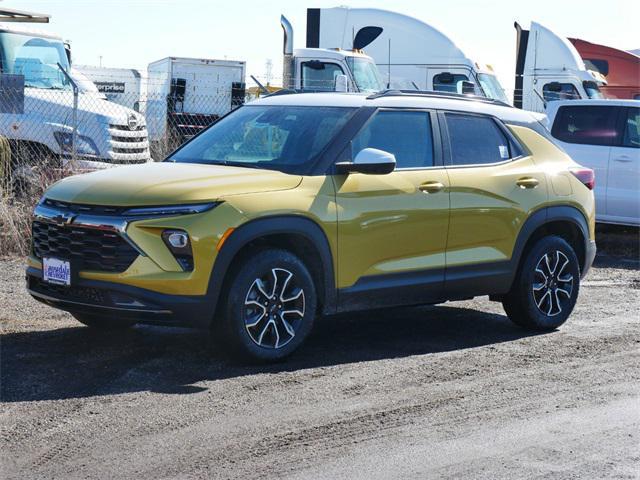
[1,229,639,479]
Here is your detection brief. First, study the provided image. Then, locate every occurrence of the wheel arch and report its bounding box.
[205,215,337,323]
[511,206,591,284]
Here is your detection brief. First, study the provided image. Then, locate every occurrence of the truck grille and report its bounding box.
[32,220,139,273]
[108,124,151,163]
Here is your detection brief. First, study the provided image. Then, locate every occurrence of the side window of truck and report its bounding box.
[444,113,515,166]
[301,61,344,91]
[622,107,640,148]
[352,110,434,169]
[543,83,580,101]
[433,73,468,93]
[551,105,619,146]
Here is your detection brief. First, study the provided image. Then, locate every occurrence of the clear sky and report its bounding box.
[4,0,639,95]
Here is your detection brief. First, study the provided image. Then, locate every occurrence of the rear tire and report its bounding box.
[72,313,136,330]
[217,248,317,362]
[503,236,580,330]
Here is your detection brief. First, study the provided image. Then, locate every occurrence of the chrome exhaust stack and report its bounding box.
[281,15,294,89]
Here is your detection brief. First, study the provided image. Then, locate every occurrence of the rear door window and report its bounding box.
[622,107,640,148]
[444,113,516,166]
[352,110,434,169]
[551,105,619,146]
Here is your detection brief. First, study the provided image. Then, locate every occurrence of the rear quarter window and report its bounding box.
[551,105,619,146]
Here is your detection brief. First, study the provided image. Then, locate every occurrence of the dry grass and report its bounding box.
[1,164,74,256]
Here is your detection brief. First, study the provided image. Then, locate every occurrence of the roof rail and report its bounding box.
[366,89,511,107]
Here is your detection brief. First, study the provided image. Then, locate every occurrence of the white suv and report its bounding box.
[547,99,639,226]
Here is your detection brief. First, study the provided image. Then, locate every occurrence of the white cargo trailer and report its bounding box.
[74,65,146,113]
[146,57,246,145]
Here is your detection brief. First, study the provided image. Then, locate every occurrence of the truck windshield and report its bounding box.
[583,81,604,99]
[168,105,355,174]
[346,57,383,92]
[0,31,70,89]
[477,73,510,103]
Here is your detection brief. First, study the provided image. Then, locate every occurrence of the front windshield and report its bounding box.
[346,57,383,93]
[0,31,70,89]
[477,73,510,103]
[583,81,604,99]
[169,105,355,174]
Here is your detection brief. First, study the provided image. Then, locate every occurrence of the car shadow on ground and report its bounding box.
[1,304,545,403]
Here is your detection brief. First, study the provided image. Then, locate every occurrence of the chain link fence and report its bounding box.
[0,69,252,197]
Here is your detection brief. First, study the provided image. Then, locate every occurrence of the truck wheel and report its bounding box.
[72,314,136,330]
[219,249,317,362]
[503,236,580,330]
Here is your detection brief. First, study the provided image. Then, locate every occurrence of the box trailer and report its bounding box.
[74,65,147,112]
[146,57,246,147]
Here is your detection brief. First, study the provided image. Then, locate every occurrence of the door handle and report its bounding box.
[614,155,632,162]
[419,181,445,193]
[516,177,539,189]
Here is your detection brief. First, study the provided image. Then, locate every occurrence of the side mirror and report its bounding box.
[460,80,476,95]
[336,148,396,175]
[335,74,349,92]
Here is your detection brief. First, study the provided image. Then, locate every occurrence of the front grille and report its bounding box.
[42,198,127,216]
[111,135,146,143]
[109,124,145,131]
[113,147,147,154]
[32,220,138,273]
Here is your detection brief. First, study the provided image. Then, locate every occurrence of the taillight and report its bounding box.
[569,167,595,190]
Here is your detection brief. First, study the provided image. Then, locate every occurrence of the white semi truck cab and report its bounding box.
[0,25,151,169]
[280,15,384,93]
[304,7,510,103]
[514,21,606,113]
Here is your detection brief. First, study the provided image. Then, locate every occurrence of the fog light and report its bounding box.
[167,231,189,248]
[161,229,193,271]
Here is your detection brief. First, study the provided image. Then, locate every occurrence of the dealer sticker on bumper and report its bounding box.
[43,257,71,286]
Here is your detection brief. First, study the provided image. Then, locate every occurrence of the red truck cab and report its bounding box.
[569,38,640,100]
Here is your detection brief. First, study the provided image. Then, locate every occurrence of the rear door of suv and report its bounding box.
[440,111,548,296]
[334,108,450,309]
[607,106,640,225]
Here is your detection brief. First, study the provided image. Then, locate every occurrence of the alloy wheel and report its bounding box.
[243,268,305,349]
[532,250,574,317]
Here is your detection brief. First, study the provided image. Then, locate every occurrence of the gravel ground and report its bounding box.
[1,231,639,479]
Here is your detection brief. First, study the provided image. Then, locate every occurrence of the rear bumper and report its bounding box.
[582,240,597,279]
[26,267,213,328]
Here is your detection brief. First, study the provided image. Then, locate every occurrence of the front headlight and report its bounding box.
[122,202,220,217]
[53,131,100,157]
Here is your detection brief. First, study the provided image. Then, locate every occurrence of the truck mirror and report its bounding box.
[335,74,349,92]
[460,81,476,95]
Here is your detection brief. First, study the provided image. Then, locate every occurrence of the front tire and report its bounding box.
[72,313,136,330]
[503,236,580,330]
[218,249,317,362]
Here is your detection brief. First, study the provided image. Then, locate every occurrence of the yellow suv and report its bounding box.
[27,91,596,361]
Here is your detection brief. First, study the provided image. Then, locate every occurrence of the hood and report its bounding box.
[24,88,143,126]
[44,162,303,206]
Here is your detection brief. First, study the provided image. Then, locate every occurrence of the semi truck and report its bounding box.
[568,37,640,100]
[303,7,509,103]
[0,24,151,171]
[280,14,384,93]
[145,57,246,150]
[514,22,607,113]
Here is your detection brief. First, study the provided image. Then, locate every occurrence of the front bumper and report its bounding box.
[26,267,213,328]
